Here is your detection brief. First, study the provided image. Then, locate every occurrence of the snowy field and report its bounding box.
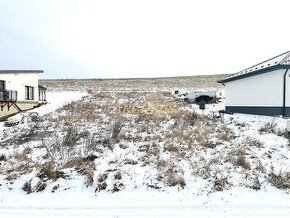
[1,188,290,218]
[0,91,290,218]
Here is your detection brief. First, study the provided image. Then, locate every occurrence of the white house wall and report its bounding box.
[286,70,290,107]
[0,73,39,101]
[225,69,286,107]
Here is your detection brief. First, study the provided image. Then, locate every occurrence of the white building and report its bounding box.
[0,70,46,118]
[219,51,290,117]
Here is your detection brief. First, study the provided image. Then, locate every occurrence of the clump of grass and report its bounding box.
[259,118,278,134]
[235,154,251,170]
[217,125,235,142]
[37,162,67,181]
[0,154,6,161]
[213,177,229,191]
[164,168,186,189]
[243,137,264,148]
[22,180,33,194]
[268,172,290,189]
[95,173,108,192]
[111,117,124,141]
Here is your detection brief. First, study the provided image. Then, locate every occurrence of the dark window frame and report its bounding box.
[25,86,34,100]
[38,88,46,101]
[0,80,5,91]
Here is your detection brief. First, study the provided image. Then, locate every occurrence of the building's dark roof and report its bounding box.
[0,70,44,74]
[219,51,290,84]
[38,85,47,90]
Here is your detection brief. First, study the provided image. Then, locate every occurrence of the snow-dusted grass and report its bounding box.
[0,91,290,217]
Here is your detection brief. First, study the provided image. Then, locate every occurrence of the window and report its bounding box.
[0,80,5,90]
[39,89,46,101]
[25,86,34,100]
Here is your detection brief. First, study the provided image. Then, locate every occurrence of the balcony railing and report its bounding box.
[0,90,17,101]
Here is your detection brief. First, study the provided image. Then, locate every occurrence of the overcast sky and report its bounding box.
[0,0,290,79]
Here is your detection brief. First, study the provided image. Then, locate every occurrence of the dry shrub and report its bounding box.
[95,92,112,99]
[144,143,160,158]
[249,177,261,190]
[62,125,78,147]
[95,173,108,192]
[269,172,290,189]
[84,171,94,187]
[10,150,29,162]
[22,180,32,194]
[155,159,186,189]
[0,154,6,161]
[236,154,251,170]
[254,161,266,173]
[87,89,93,95]
[41,126,79,164]
[213,177,230,191]
[65,156,96,186]
[123,158,138,165]
[164,142,180,153]
[259,120,277,134]
[166,129,193,144]
[56,101,98,123]
[37,161,67,181]
[111,117,124,141]
[156,158,167,170]
[217,125,235,142]
[6,124,39,146]
[6,173,19,181]
[114,171,122,180]
[243,137,264,148]
[163,167,186,189]
[145,93,166,104]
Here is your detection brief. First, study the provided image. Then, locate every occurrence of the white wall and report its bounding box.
[0,73,39,101]
[225,69,288,107]
[286,70,290,107]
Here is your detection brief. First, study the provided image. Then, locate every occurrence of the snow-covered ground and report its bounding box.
[0,91,290,218]
[0,187,290,217]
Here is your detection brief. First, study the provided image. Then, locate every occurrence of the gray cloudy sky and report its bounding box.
[0,0,290,79]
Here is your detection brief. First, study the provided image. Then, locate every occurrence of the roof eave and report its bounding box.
[0,70,44,74]
[218,65,289,84]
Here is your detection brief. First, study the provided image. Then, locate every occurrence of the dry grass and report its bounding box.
[37,161,67,181]
[269,172,290,189]
[235,154,251,170]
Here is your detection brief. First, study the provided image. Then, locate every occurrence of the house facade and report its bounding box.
[0,70,46,119]
[219,51,290,117]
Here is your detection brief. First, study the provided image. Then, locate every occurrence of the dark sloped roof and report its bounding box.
[38,85,47,90]
[0,70,43,74]
[218,51,290,83]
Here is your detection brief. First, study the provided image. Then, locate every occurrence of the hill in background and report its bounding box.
[40,74,227,92]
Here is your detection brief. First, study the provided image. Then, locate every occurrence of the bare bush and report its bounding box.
[41,126,78,164]
[236,154,251,170]
[62,125,78,147]
[269,172,290,189]
[213,176,230,191]
[95,173,108,192]
[163,167,186,189]
[111,118,124,141]
[22,180,32,194]
[0,154,6,161]
[259,118,278,134]
[243,137,264,148]
[37,161,67,181]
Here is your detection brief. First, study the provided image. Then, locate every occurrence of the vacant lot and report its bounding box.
[0,91,289,197]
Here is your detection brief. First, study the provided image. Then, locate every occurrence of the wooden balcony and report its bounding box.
[0,90,17,102]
